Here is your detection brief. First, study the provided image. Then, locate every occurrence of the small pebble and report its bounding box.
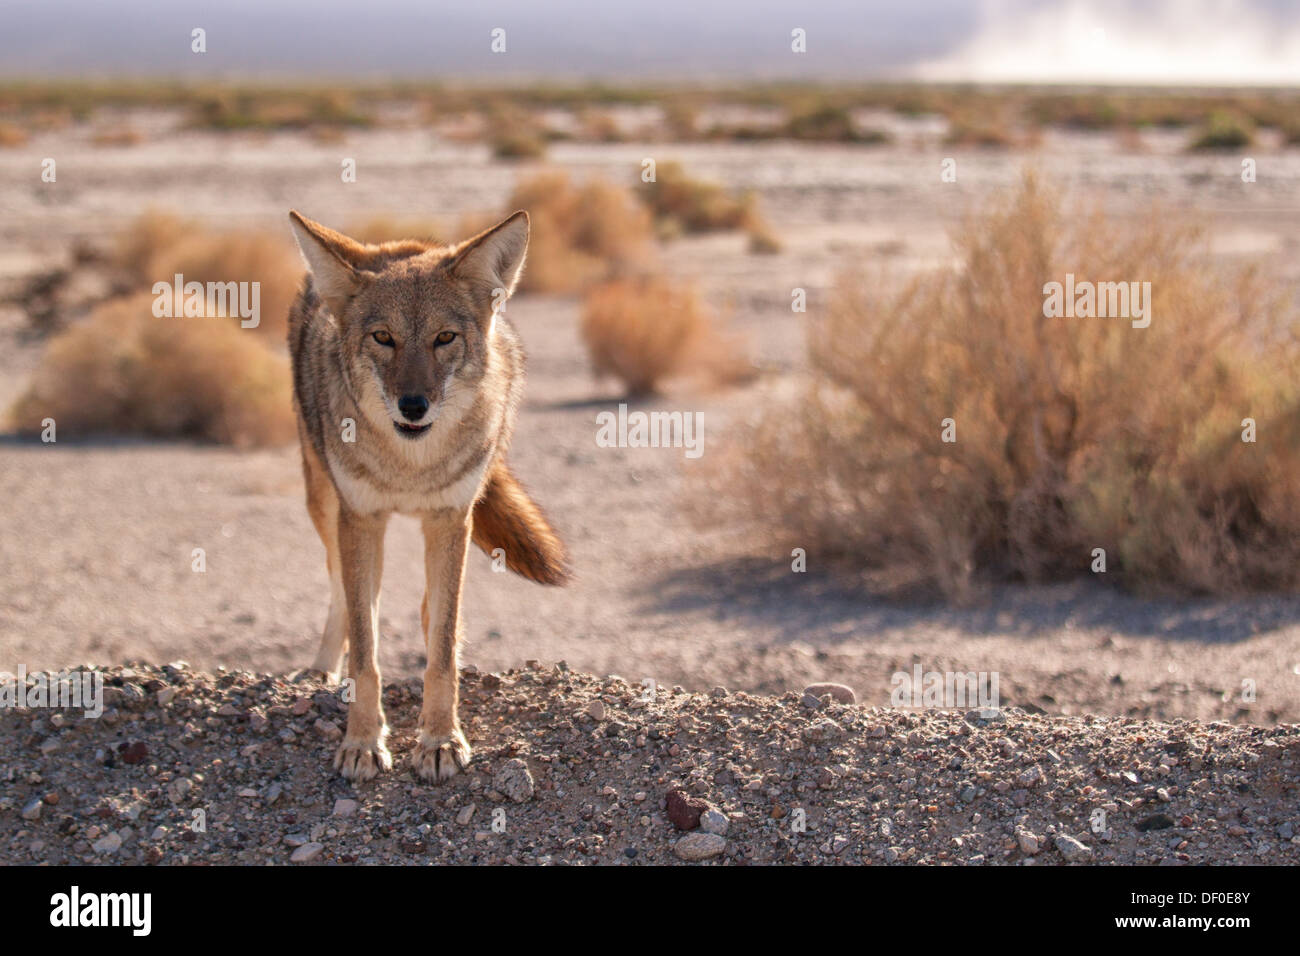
[290,842,324,863]
[92,833,123,855]
[699,808,729,835]
[803,683,856,705]
[1054,834,1093,863]
[493,758,535,803]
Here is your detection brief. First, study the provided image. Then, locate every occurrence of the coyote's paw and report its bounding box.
[411,729,472,783]
[334,733,392,782]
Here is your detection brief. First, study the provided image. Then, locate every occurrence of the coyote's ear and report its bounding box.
[288,211,367,318]
[450,211,529,301]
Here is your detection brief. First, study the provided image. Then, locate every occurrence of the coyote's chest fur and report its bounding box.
[324,405,496,516]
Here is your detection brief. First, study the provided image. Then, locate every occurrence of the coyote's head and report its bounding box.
[288,210,528,440]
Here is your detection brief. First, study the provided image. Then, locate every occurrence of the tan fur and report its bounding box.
[287,209,568,783]
[474,462,571,585]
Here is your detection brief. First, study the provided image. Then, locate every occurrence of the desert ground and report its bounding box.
[2,101,1300,867]
[3,107,1299,725]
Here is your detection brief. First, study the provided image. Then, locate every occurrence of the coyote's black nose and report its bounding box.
[398,394,429,421]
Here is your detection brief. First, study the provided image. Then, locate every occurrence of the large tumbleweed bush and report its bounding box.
[711,174,1300,600]
[9,293,295,447]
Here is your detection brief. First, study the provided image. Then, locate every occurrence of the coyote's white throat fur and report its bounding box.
[287,209,569,783]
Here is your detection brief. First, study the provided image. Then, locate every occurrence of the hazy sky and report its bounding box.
[1,0,1297,84]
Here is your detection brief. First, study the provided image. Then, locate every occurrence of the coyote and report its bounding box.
[287,210,568,783]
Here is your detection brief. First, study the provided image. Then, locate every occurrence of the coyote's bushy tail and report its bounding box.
[472,461,570,586]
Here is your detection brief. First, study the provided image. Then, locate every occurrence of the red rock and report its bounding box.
[119,741,149,764]
[666,788,708,830]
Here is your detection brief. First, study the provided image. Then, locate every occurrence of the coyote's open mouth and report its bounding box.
[393,421,432,438]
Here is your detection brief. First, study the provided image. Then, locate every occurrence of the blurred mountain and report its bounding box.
[1,0,1297,85]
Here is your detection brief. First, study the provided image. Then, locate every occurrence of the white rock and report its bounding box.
[1055,834,1093,863]
[92,833,122,854]
[20,798,42,821]
[290,842,324,863]
[674,832,726,861]
[1016,829,1041,855]
[493,759,535,803]
[699,808,729,835]
[333,798,359,818]
[167,778,193,803]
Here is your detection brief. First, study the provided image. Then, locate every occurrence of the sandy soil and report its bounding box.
[1,111,1299,734]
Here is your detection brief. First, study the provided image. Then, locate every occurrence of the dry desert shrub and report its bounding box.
[8,293,295,447]
[491,128,548,160]
[707,173,1300,600]
[783,105,888,144]
[507,171,653,293]
[641,160,755,235]
[943,111,1020,148]
[190,88,370,132]
[484,102,551,160]
[114,211,302,339]
[1026,93,1125,130]
[640,160,777,251]
[746,220,783,255]
[90,125,144,147]
[579,109,627,143]
[0,121,27,146]
[1189,111,1254,150]
[579,276,748,396]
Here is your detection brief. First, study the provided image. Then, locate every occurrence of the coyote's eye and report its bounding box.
[434,330,457,347]
[372,330,394,347]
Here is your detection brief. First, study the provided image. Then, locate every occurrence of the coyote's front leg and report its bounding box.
[333,507,392,781]
[411,509,473,782]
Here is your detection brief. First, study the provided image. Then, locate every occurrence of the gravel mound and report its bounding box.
[3,662,1298,865]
